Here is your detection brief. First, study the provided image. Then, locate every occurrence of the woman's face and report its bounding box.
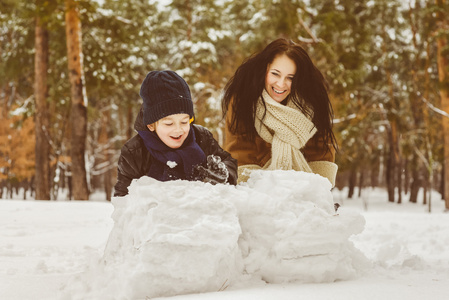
[265,54,296,103]
[147,113,191,149]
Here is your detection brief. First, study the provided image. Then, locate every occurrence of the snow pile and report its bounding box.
[107,177,243,299]
[64,170,368,299]
[64,177,243,300]
[234,170,368,284]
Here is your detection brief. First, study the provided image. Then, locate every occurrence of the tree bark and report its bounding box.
[404,159,409,195]
[65,0,89,200]
[381,19,400,203]
[397,157,403,204]
[347,166,357,199]
[442,166,445,200]
[98,107,113,201]
[358,170,364,198]
[436,0,449,210]
[409,158,421,203]
[126,103,133,140]
[34,17,51,200]
[386,120,399,203]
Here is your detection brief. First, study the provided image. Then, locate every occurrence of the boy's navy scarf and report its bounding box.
[137,126,206,181]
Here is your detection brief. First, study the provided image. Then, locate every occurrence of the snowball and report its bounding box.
[166,161,177,168]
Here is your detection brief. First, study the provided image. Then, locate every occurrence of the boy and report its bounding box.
[114,70,237,197]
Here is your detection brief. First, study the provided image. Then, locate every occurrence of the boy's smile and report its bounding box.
[147,113,191,149]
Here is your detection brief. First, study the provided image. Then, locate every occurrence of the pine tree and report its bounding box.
[435,0,449,209]
[9,116,36,183]
[65,0,89,200]
[34,3,51,200]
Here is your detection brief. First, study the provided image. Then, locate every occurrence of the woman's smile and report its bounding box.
[265,54,296,103]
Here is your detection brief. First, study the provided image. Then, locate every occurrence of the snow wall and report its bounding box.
[62,170,369,299]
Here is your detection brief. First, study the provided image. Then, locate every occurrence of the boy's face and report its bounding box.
[147,113,191,149]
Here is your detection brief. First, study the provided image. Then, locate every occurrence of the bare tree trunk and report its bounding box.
[408,1,433,206]
[423,35,435,203]
[403,159,409,195]
[358,170,364,198]
[34,16,51,200]
[126,103,134,140]
[409,163,421,203]
[99,107,113,201]
[397,158,403,204]
[386,122,398,203]
[441,166,445,200]
[423,174,428,205]
[65,0,89,200]
[68,172,73,200]
[381,19,399,203]
[370,153,380,188]
[436,0,449,210]
[347,166,357,199]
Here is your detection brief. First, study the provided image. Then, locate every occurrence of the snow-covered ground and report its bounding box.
[1,170,449,300]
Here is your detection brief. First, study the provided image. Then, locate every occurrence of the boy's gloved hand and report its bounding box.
[194,155,229,185]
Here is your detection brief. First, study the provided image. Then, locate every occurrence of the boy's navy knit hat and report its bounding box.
[140,70,194,125]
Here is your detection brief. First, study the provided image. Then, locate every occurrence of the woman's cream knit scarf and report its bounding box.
[255,89,317,172]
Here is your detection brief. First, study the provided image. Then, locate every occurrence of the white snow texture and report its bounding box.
[64,170,368,299]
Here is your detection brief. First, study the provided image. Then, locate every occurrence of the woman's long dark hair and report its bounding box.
[222,38,337,152]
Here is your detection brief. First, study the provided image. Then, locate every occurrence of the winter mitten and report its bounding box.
[308,161,338,187]
[193,155,229,185]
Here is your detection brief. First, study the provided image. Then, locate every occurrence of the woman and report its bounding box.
[222,38,338,186]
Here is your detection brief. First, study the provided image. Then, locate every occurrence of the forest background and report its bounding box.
[1,0,448,209]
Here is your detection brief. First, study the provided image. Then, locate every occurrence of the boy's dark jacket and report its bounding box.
[114,109,238,197]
